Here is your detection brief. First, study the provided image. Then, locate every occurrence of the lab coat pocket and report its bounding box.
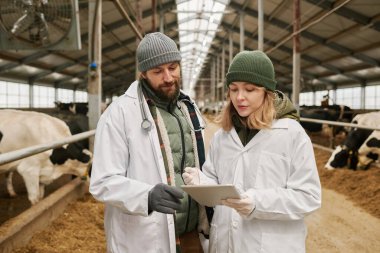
[209,223,218,253]
[256,150,290,188]
[117,212,160,252]
[261,232,305,253]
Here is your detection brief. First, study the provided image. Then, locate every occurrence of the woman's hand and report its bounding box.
[182,167,200,185]
[222,192,255,217]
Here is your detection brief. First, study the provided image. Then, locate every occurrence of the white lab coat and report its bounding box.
[201,118,321,253]
[90,81,190,253]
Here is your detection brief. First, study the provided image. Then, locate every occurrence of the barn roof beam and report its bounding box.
[213,24,362,84]
[300,55,365,83]
[305,0,380,32]
[279,41,380,84]
[55,61,135,89]
[102,35,181,77]
[29,62,82,83]
[101,33,181,77]
[0,52,79,80]
[12,2,177,81]
[102,73,136,94]
[101,20,178,56]
[212,6,375,85]
[228,1,380,67]
[278,21,380,63]
[54,70,88,87]
[31,50,126,84]
[205,40,335,87]
[81,1,176,42]
[0,51,52,73]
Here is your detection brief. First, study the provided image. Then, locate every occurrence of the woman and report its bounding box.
[183,50,321,253]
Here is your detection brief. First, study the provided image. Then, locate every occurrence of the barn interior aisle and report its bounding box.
[1,0,380,252]
[12,117,380,253]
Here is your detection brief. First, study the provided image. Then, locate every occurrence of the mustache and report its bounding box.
[159,81,176,88]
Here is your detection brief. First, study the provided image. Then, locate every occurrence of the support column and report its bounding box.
[258,0,264,51]
[88,0,102,151]
[159,10,164,33]
[216,54,220,104]
[292,0,300,110]
[200,81,205,106]
[54,83,58,102]
[229,31,233,62]
[211,58,216,103]
[28,80,34,108]
[135,0,143,79]
[222,44,226,105]
[240,12,244,51]
[332,85,337,104]
[361,84,366,109]
[73,87,77,102]
[152,0,156,32]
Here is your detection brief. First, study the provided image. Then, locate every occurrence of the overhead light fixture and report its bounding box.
[176,0,228,96]
[171,10,234,14]
[176,28,222,32]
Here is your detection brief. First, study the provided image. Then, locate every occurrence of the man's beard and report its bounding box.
[148,79,181,101]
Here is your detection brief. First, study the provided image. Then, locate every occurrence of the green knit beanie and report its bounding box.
[137,32,182,72]
[226,50,277,91]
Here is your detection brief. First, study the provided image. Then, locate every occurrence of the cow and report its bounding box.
[54,101,91,151]
[300,104,353,147]
[0,109,92,204]
[300,104,352,133]
[325,111,380,170]
[55,101,108,115]
[54,101,89,115]
[0,130,16,197]
[357,130,380,169]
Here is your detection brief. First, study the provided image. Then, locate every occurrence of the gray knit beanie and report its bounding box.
[226,50,277,91]
[136,32,182,72]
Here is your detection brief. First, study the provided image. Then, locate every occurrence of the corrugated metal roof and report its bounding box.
[0,0,378,98]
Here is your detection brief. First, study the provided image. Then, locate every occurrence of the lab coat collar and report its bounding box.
[125,80,139,99]
[270,118,289,129]
[231,119,289,150]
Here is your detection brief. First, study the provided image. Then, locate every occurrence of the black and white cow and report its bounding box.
[55,101,108,115]
[325,111,380,170]
[1,130,17,197]
[55,101,89,115]
[0,109,92,204]
[300,104,352,133]
[357,130,380,169]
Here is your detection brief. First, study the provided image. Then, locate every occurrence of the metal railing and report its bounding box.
[0,130,96,166]
[300,116,379,154]
[300,117,380,131]
[0,117,378,166]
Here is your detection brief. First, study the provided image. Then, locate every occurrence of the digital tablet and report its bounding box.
[181,184,241,207]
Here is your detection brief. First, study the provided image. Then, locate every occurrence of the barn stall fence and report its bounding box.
[300,117,380,165]
[0,130,95,253]
[300,117,380,132]
[1,118,379,252]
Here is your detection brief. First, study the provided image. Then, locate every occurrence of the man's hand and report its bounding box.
[148,183,184,214]
[182,167,200,185]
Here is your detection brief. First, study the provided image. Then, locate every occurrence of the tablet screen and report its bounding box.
[181,184,241,207]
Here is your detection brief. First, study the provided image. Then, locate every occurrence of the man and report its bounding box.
[90,32,210,253]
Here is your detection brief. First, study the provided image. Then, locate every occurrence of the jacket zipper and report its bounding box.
[172,112,191,232]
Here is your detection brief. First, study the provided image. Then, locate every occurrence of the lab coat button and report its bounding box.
[232,221,238,228]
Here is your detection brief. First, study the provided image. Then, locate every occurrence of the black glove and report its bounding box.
[148,183,184,214]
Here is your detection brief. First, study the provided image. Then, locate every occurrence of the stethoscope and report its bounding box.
[138,82,207,132]
[138,82,153,131]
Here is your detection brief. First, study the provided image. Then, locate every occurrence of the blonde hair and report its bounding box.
[217,89,276,131]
